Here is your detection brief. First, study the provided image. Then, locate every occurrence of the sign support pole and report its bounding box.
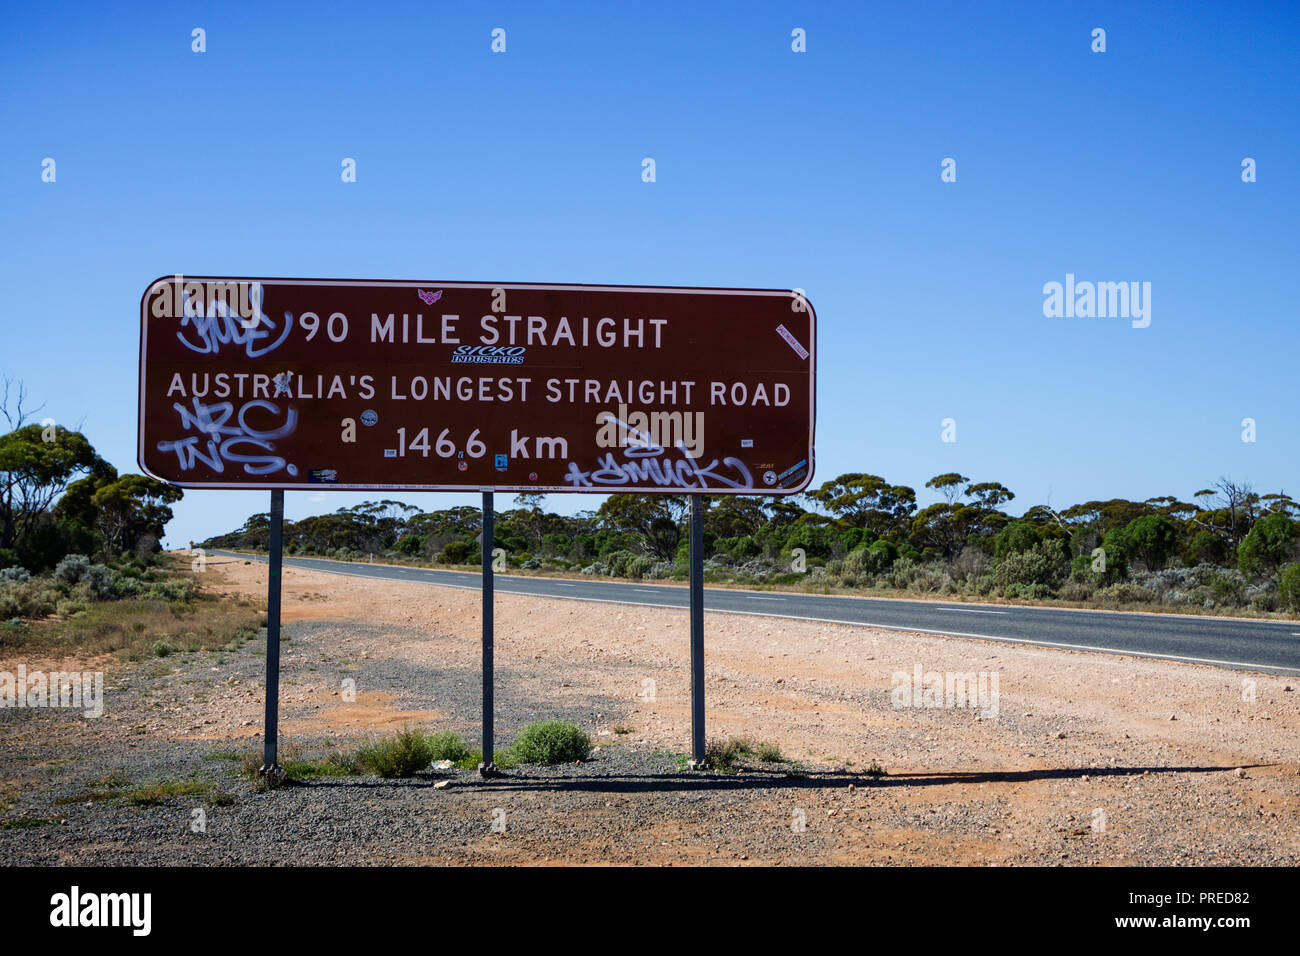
[479,491,498,777]
[260,489,285,776]
[689,495,706,767]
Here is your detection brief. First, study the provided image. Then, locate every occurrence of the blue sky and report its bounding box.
[2,1,1297,545]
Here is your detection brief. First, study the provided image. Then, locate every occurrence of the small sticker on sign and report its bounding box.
[776,324,809,360]
[384,449,397,458]
[741,439,753,448]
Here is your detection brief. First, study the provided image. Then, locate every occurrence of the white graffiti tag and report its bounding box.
[175,284,293,358]
[156,397,299,476]
[564,442,753,490]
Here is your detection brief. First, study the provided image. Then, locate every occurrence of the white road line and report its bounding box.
[748,596,784,601]
[943,607,1008,615]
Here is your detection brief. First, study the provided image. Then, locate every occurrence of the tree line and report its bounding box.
[0,380,180,571]
[200,471,1300,612]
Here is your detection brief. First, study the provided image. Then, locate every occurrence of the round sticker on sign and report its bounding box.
[458,461,468,472]
[763,470,777,486]
[360,409,378,427]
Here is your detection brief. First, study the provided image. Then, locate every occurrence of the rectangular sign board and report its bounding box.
[137,277,815,494]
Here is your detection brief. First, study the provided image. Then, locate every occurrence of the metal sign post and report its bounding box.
[689,495,706,767]
[260,489,285,776]
[479,491,497,777]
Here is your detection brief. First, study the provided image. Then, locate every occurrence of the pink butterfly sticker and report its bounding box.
[417,289,443,305]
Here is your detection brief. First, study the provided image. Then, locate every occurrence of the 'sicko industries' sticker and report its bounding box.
[776,324,809,360]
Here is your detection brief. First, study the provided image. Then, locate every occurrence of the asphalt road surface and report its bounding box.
[215,551,1300,676]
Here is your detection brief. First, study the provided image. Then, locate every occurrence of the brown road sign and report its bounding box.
[137,277,815,494]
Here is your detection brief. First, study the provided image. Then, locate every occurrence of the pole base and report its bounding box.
[477,762,501,779]
[258,764,284,780]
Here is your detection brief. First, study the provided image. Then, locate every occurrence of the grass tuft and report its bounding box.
[0,817,60,830]
[755,740,785,763]
[122,780,212,806]
[704,736,754,773]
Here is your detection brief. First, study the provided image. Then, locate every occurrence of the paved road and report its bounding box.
[216,551,1300,676]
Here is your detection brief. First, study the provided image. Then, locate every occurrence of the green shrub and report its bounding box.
[1238,513,1298,576]
[144,578,196,602]
[0,581,59,618]
[54,554,91,584]
[880,556,944,592]
[355,728,439,777]
[1003,582,1054,600]
[626,555,655,579]
[993,521,1040,561]
[604,550,639,577]
[724,536,762,561]
[841,544,868,582]
[1124,514,1179,571]
[755,740,784,762]
[1099,528,1134,573]
[1059,578,1096,602]
[883,557,920,589]
[864,539,898,573]
[703,736,754,773]
[511,720,591,764]
[782,523,836,560]
[281,752,360,779]
[767,571,805,586]
[994,541,1067,596]
[426,731,472,763]
[1207,570,1246,606]
[1250,591,1279,613]
[839,527,873,553]
[438,540,473,564]
[1188,532,1227,565]
[1095,583,1158,604]
[0,548,19,570]
[85,564,116,600]
[969,568,997,595]
[395,534,423,556]
[1278,563,1300,611]
[56,599,89,618]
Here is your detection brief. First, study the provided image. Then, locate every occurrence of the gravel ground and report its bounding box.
[1,556,1298,866]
